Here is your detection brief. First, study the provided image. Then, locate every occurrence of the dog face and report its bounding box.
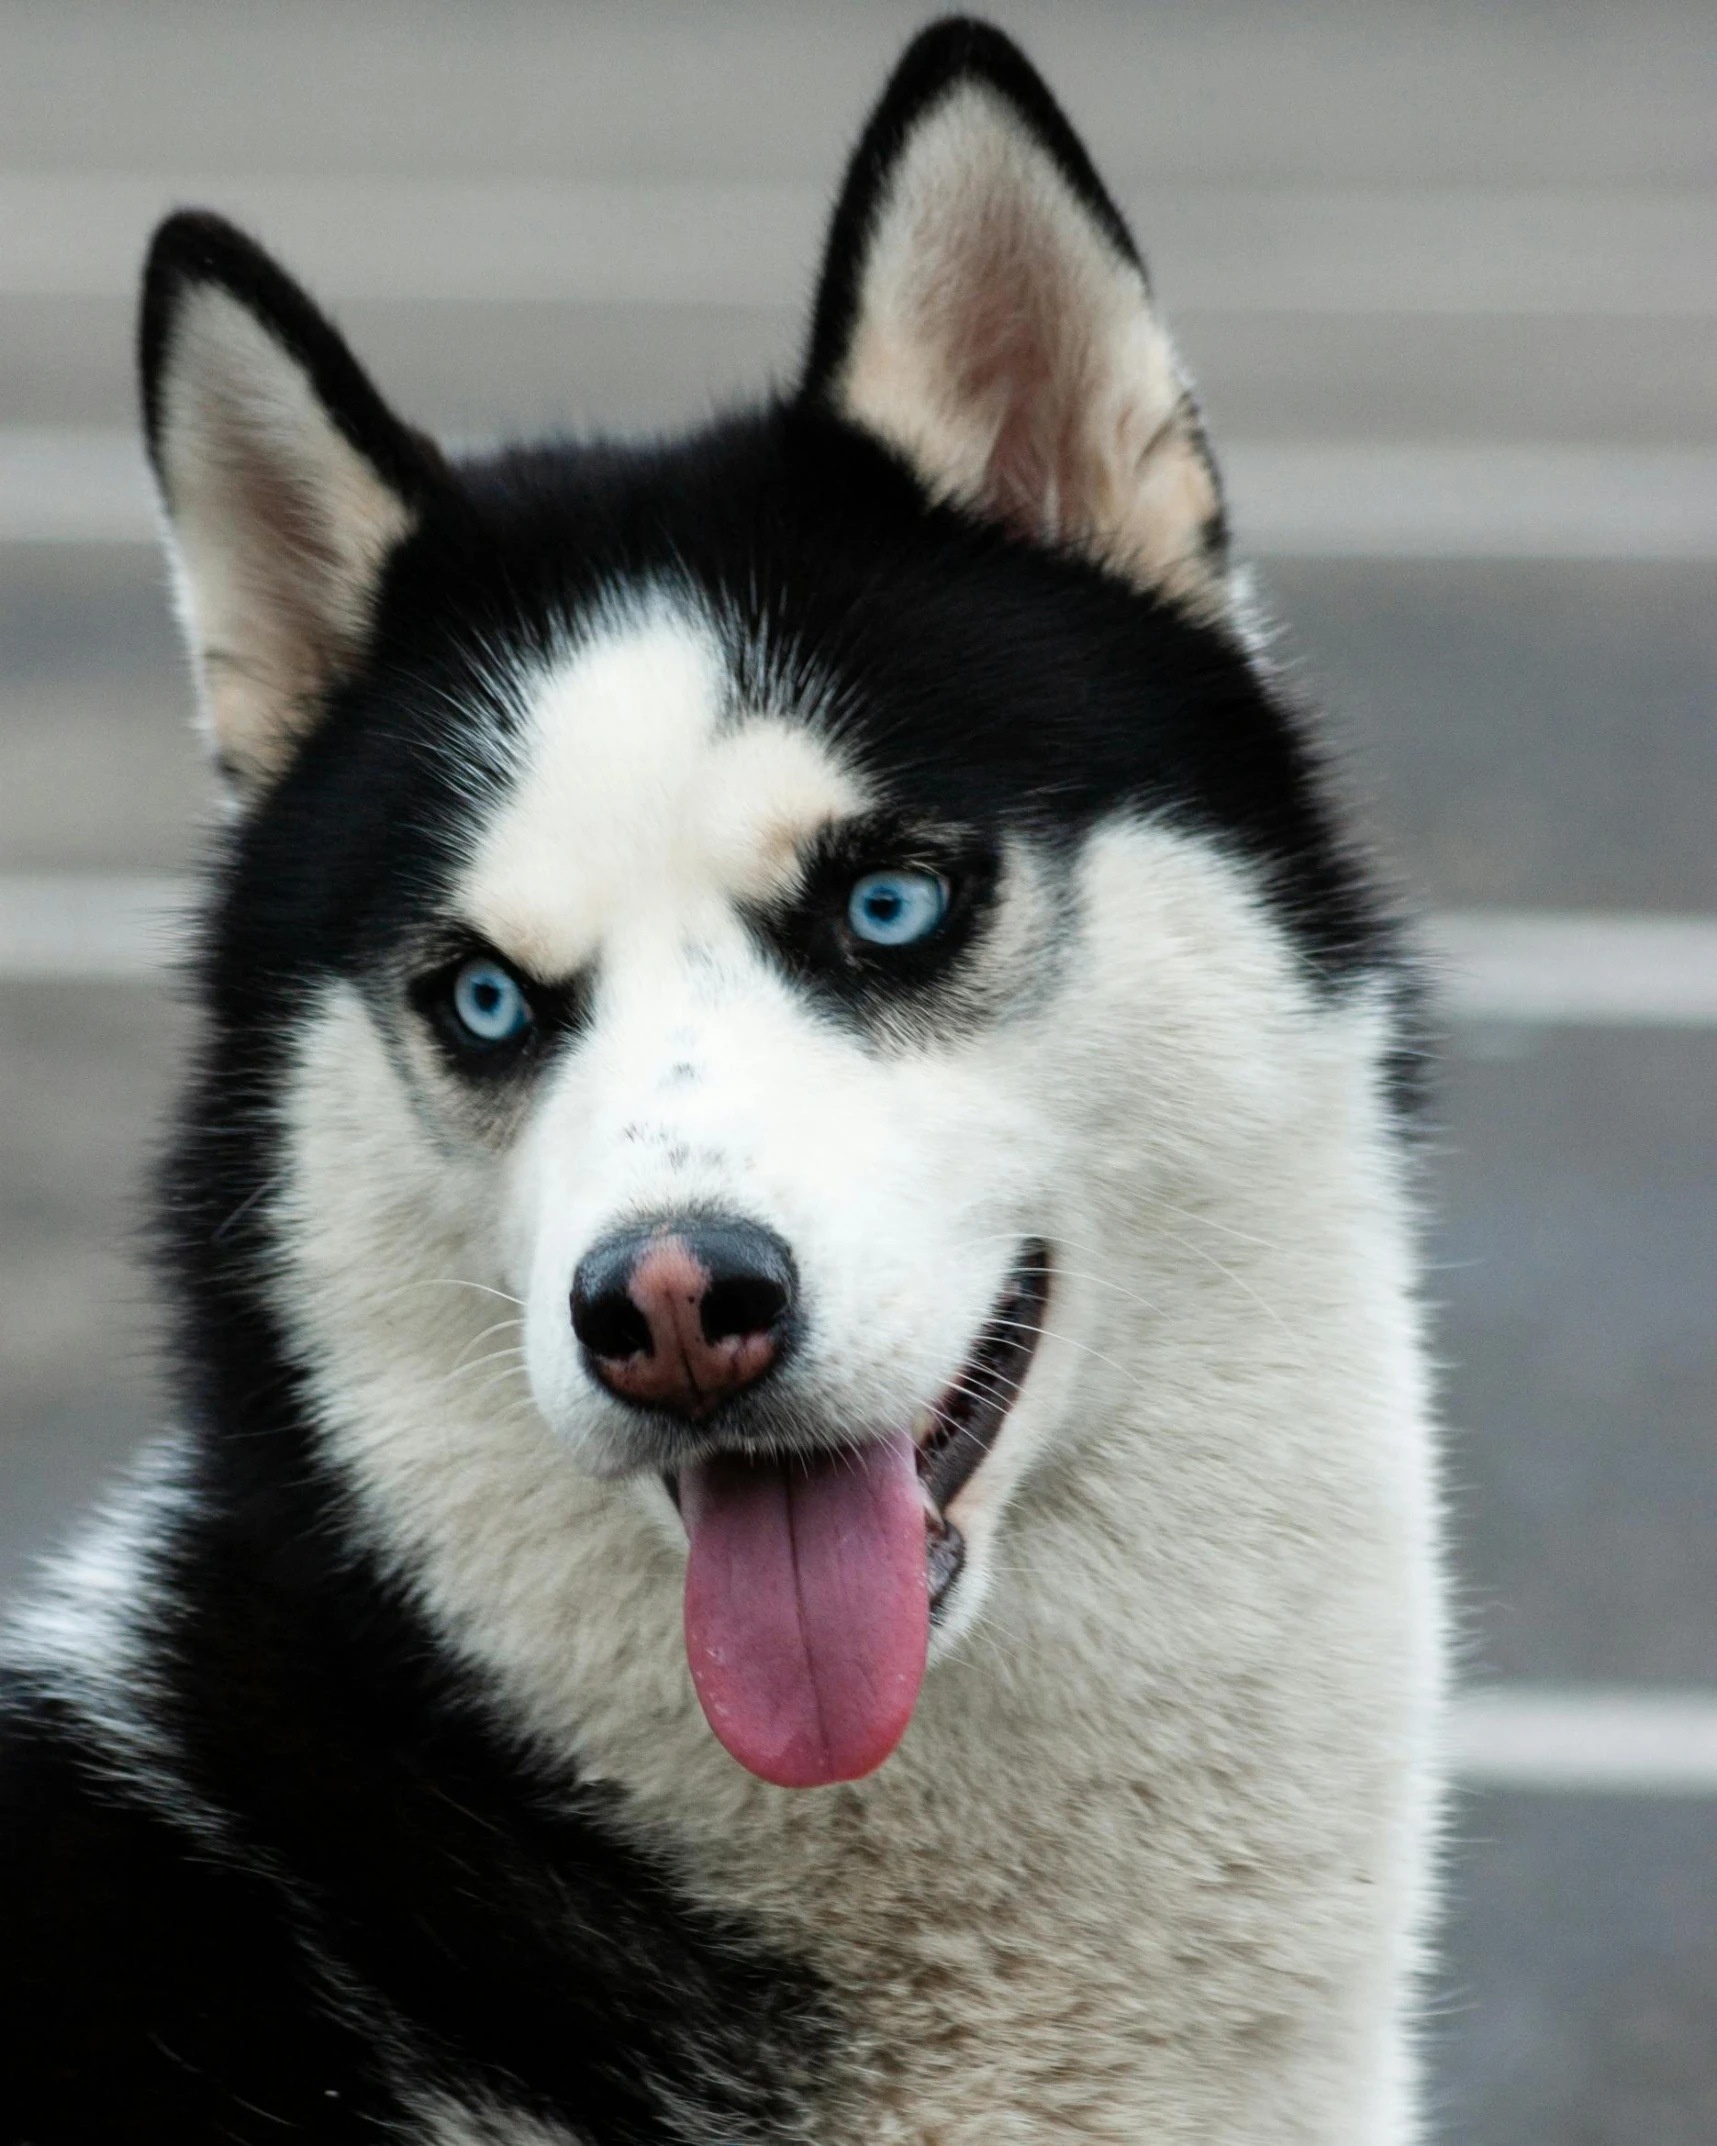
[142,27,1401,1791]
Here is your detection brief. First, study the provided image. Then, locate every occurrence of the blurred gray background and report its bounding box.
[2,6,1714,2139]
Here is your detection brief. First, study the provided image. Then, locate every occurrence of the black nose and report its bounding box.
[570,1217,796,1420]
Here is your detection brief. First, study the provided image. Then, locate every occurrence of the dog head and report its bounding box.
[142,21,1401,1791]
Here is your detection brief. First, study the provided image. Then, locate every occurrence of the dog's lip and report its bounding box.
[662,1241,1051,1613]
[912,1239,1051,1609]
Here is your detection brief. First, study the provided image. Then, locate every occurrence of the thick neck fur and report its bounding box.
[169,823,1444,2145]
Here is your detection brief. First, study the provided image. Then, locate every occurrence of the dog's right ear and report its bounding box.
[139,212,443,800]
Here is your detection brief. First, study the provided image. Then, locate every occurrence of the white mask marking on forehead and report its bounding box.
[463,596,867,976]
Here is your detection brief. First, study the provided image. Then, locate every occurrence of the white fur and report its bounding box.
[2,1438,227,1842]
[259,598,1444,2141]
[464,597,865,979]
[411,2094,583,2146]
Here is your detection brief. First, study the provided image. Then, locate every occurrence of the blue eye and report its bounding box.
[846,869,949,948]
[449,958,533,1047]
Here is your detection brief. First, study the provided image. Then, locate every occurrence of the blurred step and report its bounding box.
[1276,558,1717,912]
[8,426,1717,557]
[0,979,184,1565]
[5,174,1714,317]
[1438,1025,1717,1684]
[1,5,1713,186]
[0,545,200,871]
[1436,1789,1717,2146]
[11,297,1717,448]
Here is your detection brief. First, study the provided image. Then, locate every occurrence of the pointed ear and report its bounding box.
[139,212,443,799]
[804,19,1227,615]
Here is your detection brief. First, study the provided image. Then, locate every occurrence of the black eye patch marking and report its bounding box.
[749,817,1000,1020]
[407,936,589,1080]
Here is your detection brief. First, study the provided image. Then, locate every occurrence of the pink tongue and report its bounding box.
[681,1431,929,1788]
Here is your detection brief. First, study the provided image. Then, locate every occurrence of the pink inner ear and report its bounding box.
[933,202,1097,550]
[833,86,1226,610]
[982,355,1087,549]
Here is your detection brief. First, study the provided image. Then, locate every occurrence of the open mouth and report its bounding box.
[914,1240,1052,1611]
[674,1241,1051,1790]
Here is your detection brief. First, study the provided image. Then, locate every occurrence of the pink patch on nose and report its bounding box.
[592,1237,780,1417]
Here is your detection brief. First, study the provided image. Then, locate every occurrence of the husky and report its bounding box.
[0,18,1443,2143]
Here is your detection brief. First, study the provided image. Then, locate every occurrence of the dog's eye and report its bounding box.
[447,957,534,1047]
[846,869,949,948]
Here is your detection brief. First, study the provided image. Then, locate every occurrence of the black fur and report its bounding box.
[2,1512,835,2142]
[2,20,1418,2142]
[139,207,446,513]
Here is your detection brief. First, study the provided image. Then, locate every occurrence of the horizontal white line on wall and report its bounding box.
[1449,1688,1717,1793]
[2,175,1713,318]
[4,879,1717,1026]
[7,429,1717,560]
[1429,912,1717,1025]
[1230,444,1717,560]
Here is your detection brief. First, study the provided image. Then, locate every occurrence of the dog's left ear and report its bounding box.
[804,18,1227,615]
[139,212,444,800]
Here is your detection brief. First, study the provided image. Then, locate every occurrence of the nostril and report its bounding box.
[572,1288,653,1361]
[571,1243,657,1361]
[700,1273,788,1346]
